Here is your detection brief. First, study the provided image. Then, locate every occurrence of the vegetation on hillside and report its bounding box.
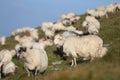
[0,11,120,80]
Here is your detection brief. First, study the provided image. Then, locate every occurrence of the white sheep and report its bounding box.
[44,29,55,38]
[87,23,99,34]
[85,16,100,29]
[41,22,55,38]
[0,36,6,45]
[52,23,67,32]
[106,3,117,13]
[0,49,16,65]
[54,34,107,67]
[29,29,39,40]
[11,27,35,36]
[19,48,48,77]
[1,61,17,77]
[17,35,34,44]
[87,8,108,19]
[96,6,106,11]
[82,16,100,34]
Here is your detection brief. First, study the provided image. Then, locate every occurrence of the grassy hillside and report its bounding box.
[0,11,120,80]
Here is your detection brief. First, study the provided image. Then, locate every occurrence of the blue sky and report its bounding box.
[0,0,119,37]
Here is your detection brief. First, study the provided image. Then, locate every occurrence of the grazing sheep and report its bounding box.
[18,48,48,77]
[106,3,117,13]
[87,8,108,19]
[82,16,100,34]
[54,34,107,67]
[1,61,17,78]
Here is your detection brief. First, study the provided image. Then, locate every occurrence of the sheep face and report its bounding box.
[16,47,27,58]
[54,34,65,48]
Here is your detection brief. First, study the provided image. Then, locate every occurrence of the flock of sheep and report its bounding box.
[0,3,120,78]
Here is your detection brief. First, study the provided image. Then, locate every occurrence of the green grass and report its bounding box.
[0,11,120,80]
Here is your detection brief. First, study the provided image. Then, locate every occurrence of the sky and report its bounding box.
[0,0,120,37]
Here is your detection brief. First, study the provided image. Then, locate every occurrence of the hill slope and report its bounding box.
[0,11,120,80]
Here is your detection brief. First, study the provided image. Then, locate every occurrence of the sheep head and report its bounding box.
[54,34,65,48]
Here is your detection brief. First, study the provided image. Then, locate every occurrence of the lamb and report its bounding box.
[0,36,6,45]
[54,34,107,67]
[18,47,48,77]
[1,61,18,78]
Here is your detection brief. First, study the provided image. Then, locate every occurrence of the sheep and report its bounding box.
[41,22,55,38]
[61,13,80,25]
[106,3,117,13]
[54,34,107,67]
[17,35,34,45]
[82,16,100,34]
[44,29,55,38]
[61,18,72,26]
[11,27,35,36]
[0,49,16,66]
[0,36,6,45]
[18,48,48,77]
[41,22,54,32]
[87,8,108,19]
[52,23,67,32]
[0,49,16,78]
[14,35,20,42]
[85,16,100,30]
[96,6,106,11]
[87,23,99,34]
[61,13,75,19]
[1,61,18,78]
[29,29,39,41]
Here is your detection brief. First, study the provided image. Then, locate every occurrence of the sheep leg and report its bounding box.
[71,52,77,67]
[71,59,74,67]
[71,57,77,67]
[24,66,30,77]
[73,57,77,67]
[34,68,37,76]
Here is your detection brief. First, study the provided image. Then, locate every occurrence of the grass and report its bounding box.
[0,11,120,80]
